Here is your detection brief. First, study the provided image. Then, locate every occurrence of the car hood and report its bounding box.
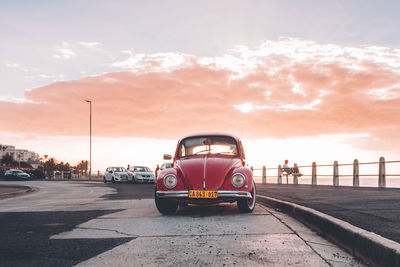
[176,156,241,190]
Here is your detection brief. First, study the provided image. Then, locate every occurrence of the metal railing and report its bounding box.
[251,157,400,188]
[47,170,104,181]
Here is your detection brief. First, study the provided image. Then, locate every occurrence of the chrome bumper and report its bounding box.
[135,178,155,182]
[156,190,252,199]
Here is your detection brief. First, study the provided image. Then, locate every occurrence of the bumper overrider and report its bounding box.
[156,190,252,199]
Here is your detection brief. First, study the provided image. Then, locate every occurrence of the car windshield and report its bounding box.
[133,166,146,172]
[13,170,23,174]
[178,136,238,157]
[112,167,126,172]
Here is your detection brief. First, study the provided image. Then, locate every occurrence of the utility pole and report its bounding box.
[85,100,92,180]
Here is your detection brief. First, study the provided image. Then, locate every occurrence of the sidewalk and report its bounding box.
[256,184,400,243]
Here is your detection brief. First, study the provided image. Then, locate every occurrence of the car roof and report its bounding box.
[178,132,240,142]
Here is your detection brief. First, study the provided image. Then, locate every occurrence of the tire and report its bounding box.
[103,176,107,183]
[237,182,256,213]
[154,187,178,215]
[112,177,115,183]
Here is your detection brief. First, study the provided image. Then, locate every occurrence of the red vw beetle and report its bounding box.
[155,133,256,214]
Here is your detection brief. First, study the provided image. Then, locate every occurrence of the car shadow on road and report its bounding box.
[174,203,246,217]
[0,209,133,267]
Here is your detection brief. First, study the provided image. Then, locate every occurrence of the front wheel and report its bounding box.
[104,176,107,183]
[237,182,256,213]
[154,187,178,215]
[112,177,115,183]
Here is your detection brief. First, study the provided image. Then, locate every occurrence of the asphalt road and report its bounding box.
[0,181,364,266]
[256,184,400,243]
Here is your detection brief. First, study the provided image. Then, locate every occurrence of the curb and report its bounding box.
[257,195,400,267]
[0,187,34,199]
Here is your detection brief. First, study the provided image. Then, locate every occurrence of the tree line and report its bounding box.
[1,154,89,175]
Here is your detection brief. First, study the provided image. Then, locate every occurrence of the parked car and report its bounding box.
[26,169,45,179]
[4,169,30,180]
[155,133,256,215]
[104,167,129,183]
[157,162,173,177]
[128,166,155,183]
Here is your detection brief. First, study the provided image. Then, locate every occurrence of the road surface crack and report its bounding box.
[76,226,137,238]
[268,210,333,267]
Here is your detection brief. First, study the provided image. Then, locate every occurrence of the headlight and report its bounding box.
[231,173,245,188]
[163,174,178,189]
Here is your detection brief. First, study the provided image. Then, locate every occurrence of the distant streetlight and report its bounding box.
[84,100,92,180]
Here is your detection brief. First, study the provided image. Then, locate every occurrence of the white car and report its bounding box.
[104,167,129,183]
[157,162,173,177]
[129,166,155,183]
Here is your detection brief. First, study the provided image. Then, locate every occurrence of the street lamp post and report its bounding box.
[85,100,92,180]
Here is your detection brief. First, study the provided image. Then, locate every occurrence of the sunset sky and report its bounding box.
[1,1,400,172]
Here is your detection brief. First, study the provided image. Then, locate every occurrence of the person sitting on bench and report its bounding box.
[282,159,293,174]
[292,163,303,176]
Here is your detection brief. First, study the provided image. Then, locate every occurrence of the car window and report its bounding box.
[112,167,126,172]
[178,136,238,157]
[134,166,146,172]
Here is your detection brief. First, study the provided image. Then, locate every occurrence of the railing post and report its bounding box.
[353,159,359,187]
[277,165,282,184]
[262,165,266,184]
[311,162,317,185]
[293,163,298,185]
[333,160,339,186]
[379,157,386,188]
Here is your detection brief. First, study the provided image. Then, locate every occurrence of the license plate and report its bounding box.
[188,190,218,198]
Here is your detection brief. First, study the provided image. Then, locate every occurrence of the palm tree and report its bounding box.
[43,158,57,175]
[1,154,14,166]
[76,160,89,176]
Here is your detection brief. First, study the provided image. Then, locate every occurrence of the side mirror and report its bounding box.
[163,154,172,160]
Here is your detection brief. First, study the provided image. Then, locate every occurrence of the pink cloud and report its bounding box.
[1,40,400,151]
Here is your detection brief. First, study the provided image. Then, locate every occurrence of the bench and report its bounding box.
[280,167,303,184]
